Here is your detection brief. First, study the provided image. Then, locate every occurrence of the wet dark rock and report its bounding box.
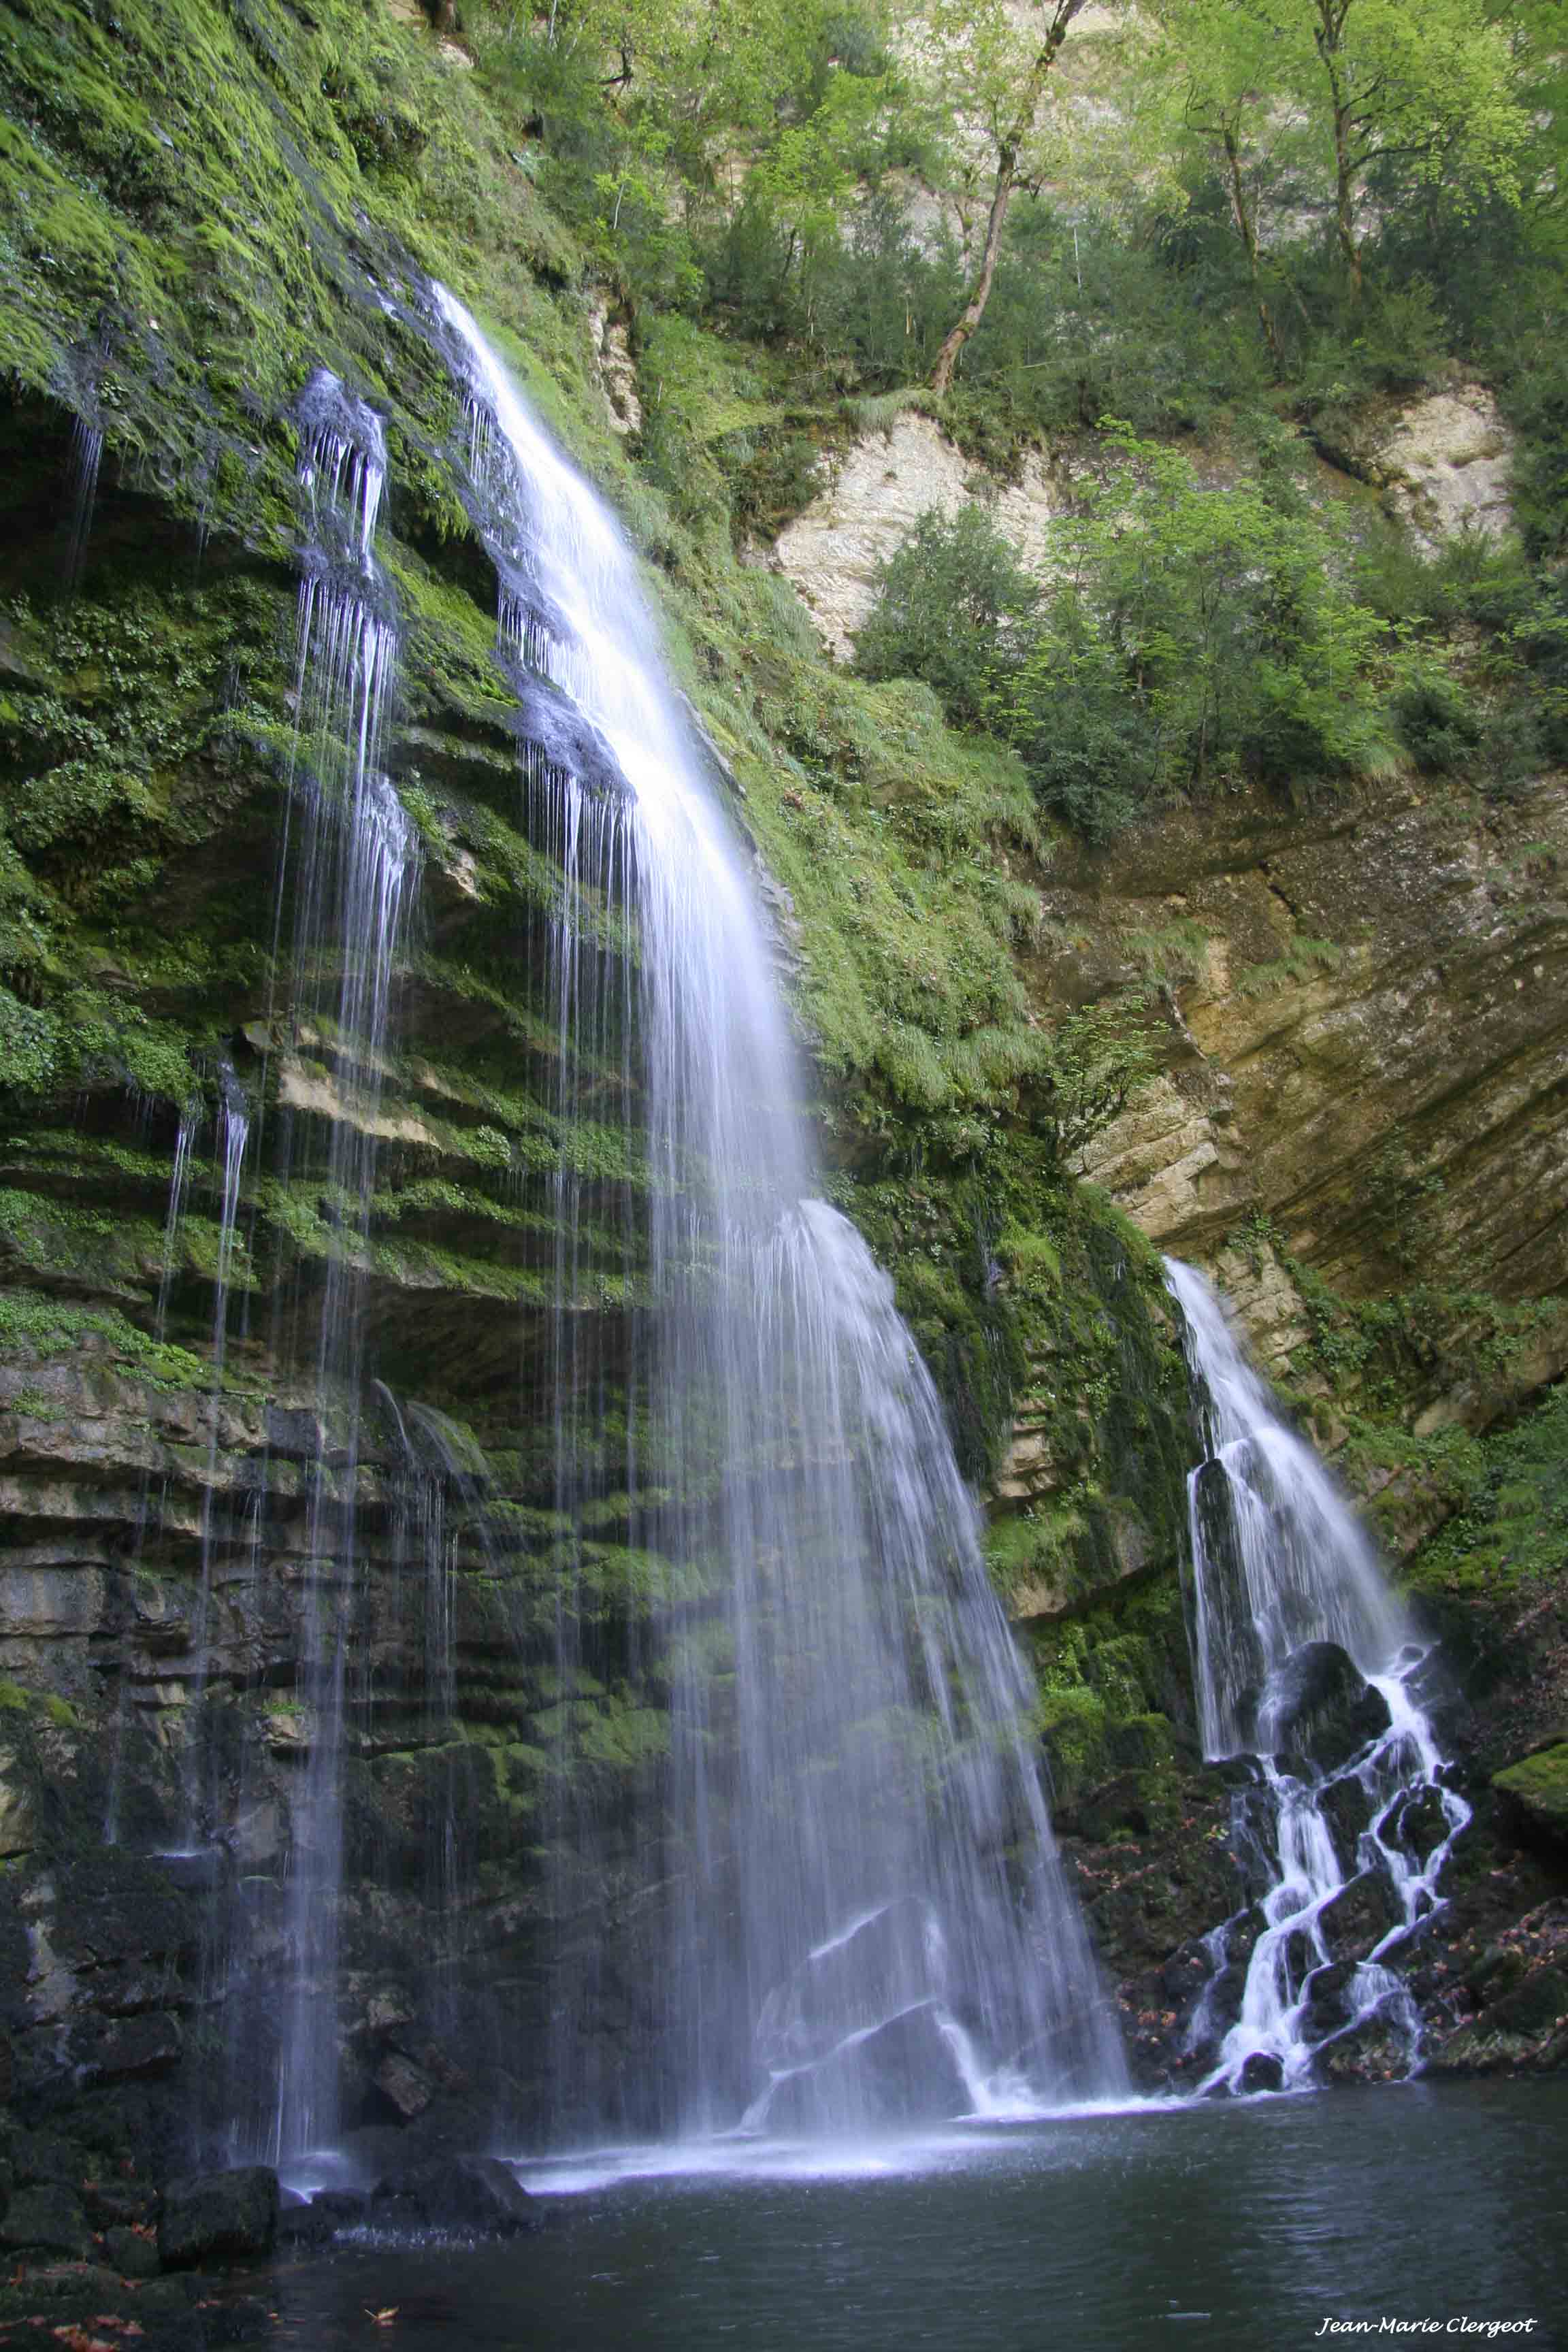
[1386,1784,1452,1863]
[0,2181,93,2259]
[370,2152,536,2238]
[1318,1869,1403,1961]
[373,2046,436,2120]
[1301,1959,1360,2040]
[1158,1940,1213,2008]
[1237,2051,1284,2093]
[104,2219,161,2275]
[1400,1646,1467,1754]
[157,1847,226,1895]
[1261,1643,1391,1778]
[278,2188,369,2247]
[1316,2016,1409,2085]
[68,2007,184,2085]
[158,2164,280,2268]
[1318,1774,1375,1869]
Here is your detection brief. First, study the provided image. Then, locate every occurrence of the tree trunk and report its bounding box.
[930,0,1085,395]
[1222,127,1281,370]
[1331,97,1362,297]
[1313,1,1362,300]
[930,144,1021,395]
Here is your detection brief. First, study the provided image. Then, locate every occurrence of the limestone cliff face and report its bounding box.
[1062,781,1568,1304]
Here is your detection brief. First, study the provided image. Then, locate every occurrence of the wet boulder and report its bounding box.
[0,2182,94,2259]
[158,2164,280,2268]
[1260,1644,1390,1779]
[760,2000,974,2131]
[1318,1869,1403,1962]
[1384,1783,1453,1863]
[369,2153,536,2238]
[1493,1743,1568,1849]
[278,2188,370,2248]
[1300,1959,1360,2041]
[1316,2015,1411,2085]
[1318,1774,1375,1873]
[1237,2051,1284,2093]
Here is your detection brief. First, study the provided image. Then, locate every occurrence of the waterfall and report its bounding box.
[182,1064,250,1846]
[269,371,415,2167]
[1166,1259,1470,2093]
[433,287,1124,2139]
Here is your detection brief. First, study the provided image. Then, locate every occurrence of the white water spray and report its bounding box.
[1166,1260,1469,2093]
[434,286,1124,2138]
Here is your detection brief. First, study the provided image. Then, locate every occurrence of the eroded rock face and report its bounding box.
[587,297,641,439]
[1053,780,1568,1367]
[774,413,1061,660]
[1373,386,1515,550]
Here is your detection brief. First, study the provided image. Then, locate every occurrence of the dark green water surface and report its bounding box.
[267,2081,1567,2352]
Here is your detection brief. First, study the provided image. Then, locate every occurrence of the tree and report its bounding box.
[995,425,1403,833]
[855,504,1039,723]
[1154,0,1303,369]
[1155,0,1524,315]
[924,0,1092,395]
[1299,0,1524,299]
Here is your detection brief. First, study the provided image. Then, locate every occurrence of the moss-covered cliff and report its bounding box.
[0,0,1565,2236]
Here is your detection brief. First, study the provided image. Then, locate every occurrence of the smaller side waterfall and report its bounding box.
[1166,1260,1470,2094]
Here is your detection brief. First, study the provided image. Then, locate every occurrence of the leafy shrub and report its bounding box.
[854,504,1039,727]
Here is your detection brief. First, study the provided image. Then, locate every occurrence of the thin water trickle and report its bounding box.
[154,1105,201,1341]
[434,286,1123,2140]
[1166,1259,1470,2093]
[64,415,103,590]
[182,1068,250,1845]
[105,1101,206,1845]
[268,371,414,2169]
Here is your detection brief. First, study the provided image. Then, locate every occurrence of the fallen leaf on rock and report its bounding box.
[364,2308,399,2328]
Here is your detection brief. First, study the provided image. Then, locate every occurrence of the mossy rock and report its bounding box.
[1493,1742,1568,1845]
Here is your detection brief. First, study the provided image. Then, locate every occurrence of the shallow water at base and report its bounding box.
[261,2080,1567,2351]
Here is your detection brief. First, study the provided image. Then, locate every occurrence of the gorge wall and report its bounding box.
[0,0,1565,2225]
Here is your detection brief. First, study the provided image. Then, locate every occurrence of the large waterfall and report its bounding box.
[1166,1260,1470,2093]
[429,288,1124,2139]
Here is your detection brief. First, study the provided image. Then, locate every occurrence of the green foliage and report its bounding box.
[858,428,1408,838]
[0,1286,215,1392]
[1033,998,1160,1165]
[1406,1383,1568,1599]
[1235,935,1343,996]
[855,504,1039,725]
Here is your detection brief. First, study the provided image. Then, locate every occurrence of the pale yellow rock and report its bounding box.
[1376,386,1514,549]
[773,414,1063,661]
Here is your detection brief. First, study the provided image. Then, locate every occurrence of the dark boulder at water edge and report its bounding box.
[158,2166,280,2268]
[368,2154,538,2238]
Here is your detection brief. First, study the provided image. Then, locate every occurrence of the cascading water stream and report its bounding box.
[179,1066,250,1848]
[433,287,1124,2140]
[267,372,415,2170]
[1166,1259,1470,2094]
